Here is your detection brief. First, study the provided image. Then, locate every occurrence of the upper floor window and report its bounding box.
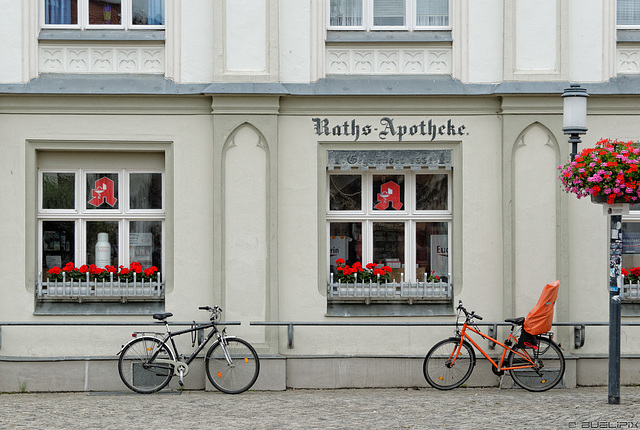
[328,0,450,31]
[618,0,640,27]
[43,0,165,29]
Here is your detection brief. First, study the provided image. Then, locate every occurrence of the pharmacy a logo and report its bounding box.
[88,177,117,207]
[375,181,403,210]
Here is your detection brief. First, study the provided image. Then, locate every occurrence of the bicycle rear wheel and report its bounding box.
[507,337,565,392]
[118,337,174,394]
[205,337,260,394]
[423,337,476,390]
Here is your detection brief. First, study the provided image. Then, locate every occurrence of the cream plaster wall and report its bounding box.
[274,106,504,355]
[176,0,216,83]
[279,0,312,83]
[0,96,216,356]
[467,0,503,83]
[0,0,24,83]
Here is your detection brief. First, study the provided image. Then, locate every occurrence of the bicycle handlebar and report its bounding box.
[199,305,223,322]
[457,300,483,321]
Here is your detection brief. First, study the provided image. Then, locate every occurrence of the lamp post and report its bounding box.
[563,84,621,405]
[562,84,589,160]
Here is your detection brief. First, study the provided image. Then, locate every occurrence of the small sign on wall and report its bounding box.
[430,234,448,276]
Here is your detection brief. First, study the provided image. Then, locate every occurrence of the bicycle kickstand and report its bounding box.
[178,369,184,387]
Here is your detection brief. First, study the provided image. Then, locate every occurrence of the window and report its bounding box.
[327,170,451,284]
[623,208,640,302]
[43,0,165,29]
[328,0,450,30]
[618,0,640,27]
[38,168,164,279]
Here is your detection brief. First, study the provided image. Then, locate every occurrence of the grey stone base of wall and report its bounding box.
[2,355,638,393]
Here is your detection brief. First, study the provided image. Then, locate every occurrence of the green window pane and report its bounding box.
[416,174,448,210]
[130,173,163,210]
[42,221,75,273]
[130,221,162,272]
[43,173,75,210]
[330,175,362,211]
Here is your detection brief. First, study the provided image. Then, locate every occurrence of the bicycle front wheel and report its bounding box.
[205,337,260,394]
[118,337,174,394]
[423,337,476,390]
[507,337,565,392]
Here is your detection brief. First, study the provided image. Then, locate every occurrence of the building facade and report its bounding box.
[1,0,640,391]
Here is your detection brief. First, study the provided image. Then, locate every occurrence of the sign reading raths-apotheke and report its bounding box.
[312,117,468,142]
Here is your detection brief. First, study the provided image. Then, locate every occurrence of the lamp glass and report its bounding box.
[563,95,587,129]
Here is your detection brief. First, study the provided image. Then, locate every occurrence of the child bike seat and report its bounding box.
[504,316,525,325]
[153,312,173,321]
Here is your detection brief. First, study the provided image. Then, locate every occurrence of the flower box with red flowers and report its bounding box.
[38,262,163,302]
[621,267,640,301]
[558,139,640,205]
[328,258,451,302]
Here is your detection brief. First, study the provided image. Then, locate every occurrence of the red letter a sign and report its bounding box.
[88,177,117,207]
[374,181,403,210]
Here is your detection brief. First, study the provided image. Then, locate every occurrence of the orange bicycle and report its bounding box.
[423,300,565,392]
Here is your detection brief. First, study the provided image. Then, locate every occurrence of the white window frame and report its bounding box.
[327,0,452,32]
[40,0,166,30]
[617,0,640,28]
[326,170,452,283]
[38,168,165,273]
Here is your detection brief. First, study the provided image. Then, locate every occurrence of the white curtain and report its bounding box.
[416,0,449,27]
[147,0,164,25]
[330,0,363,26]
[618,0,640,25]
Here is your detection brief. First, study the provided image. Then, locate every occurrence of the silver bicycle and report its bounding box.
[117,305,260,394]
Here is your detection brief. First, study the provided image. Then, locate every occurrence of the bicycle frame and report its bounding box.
[119,320,236,378]
[453,320,539,372]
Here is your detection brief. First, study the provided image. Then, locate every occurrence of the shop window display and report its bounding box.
[39,169,164,281]
[327,170,451,286]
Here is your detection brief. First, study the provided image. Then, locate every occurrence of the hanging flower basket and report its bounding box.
[558,139,640,205]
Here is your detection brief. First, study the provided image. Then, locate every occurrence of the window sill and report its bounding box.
[326,30,452,44]
[34,301,164,315]
[327,302,453,317]
[39,29,165,42]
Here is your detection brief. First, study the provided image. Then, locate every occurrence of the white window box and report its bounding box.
[37,272,164,302]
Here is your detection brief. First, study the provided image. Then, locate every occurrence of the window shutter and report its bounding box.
[373,0,406,26]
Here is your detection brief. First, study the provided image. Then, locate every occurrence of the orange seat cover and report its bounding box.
[523,281,560,335]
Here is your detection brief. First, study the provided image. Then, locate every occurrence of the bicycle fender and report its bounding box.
[117,335,165,356]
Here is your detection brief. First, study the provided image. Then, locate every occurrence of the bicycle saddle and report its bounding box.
[153,312,173,321]
[504,316,525,325]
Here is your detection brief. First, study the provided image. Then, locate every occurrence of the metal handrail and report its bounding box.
[0,321,240,351]
[250,321,640,349]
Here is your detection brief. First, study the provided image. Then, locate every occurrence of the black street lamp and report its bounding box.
[562,84,589,160]
[562,84,622,405]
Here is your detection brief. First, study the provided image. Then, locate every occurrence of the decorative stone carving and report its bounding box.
[39,44,165,74]
[326,46,451,75]
[618,48,640,73]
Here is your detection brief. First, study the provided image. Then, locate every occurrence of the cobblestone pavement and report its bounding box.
[1,387,639,430]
